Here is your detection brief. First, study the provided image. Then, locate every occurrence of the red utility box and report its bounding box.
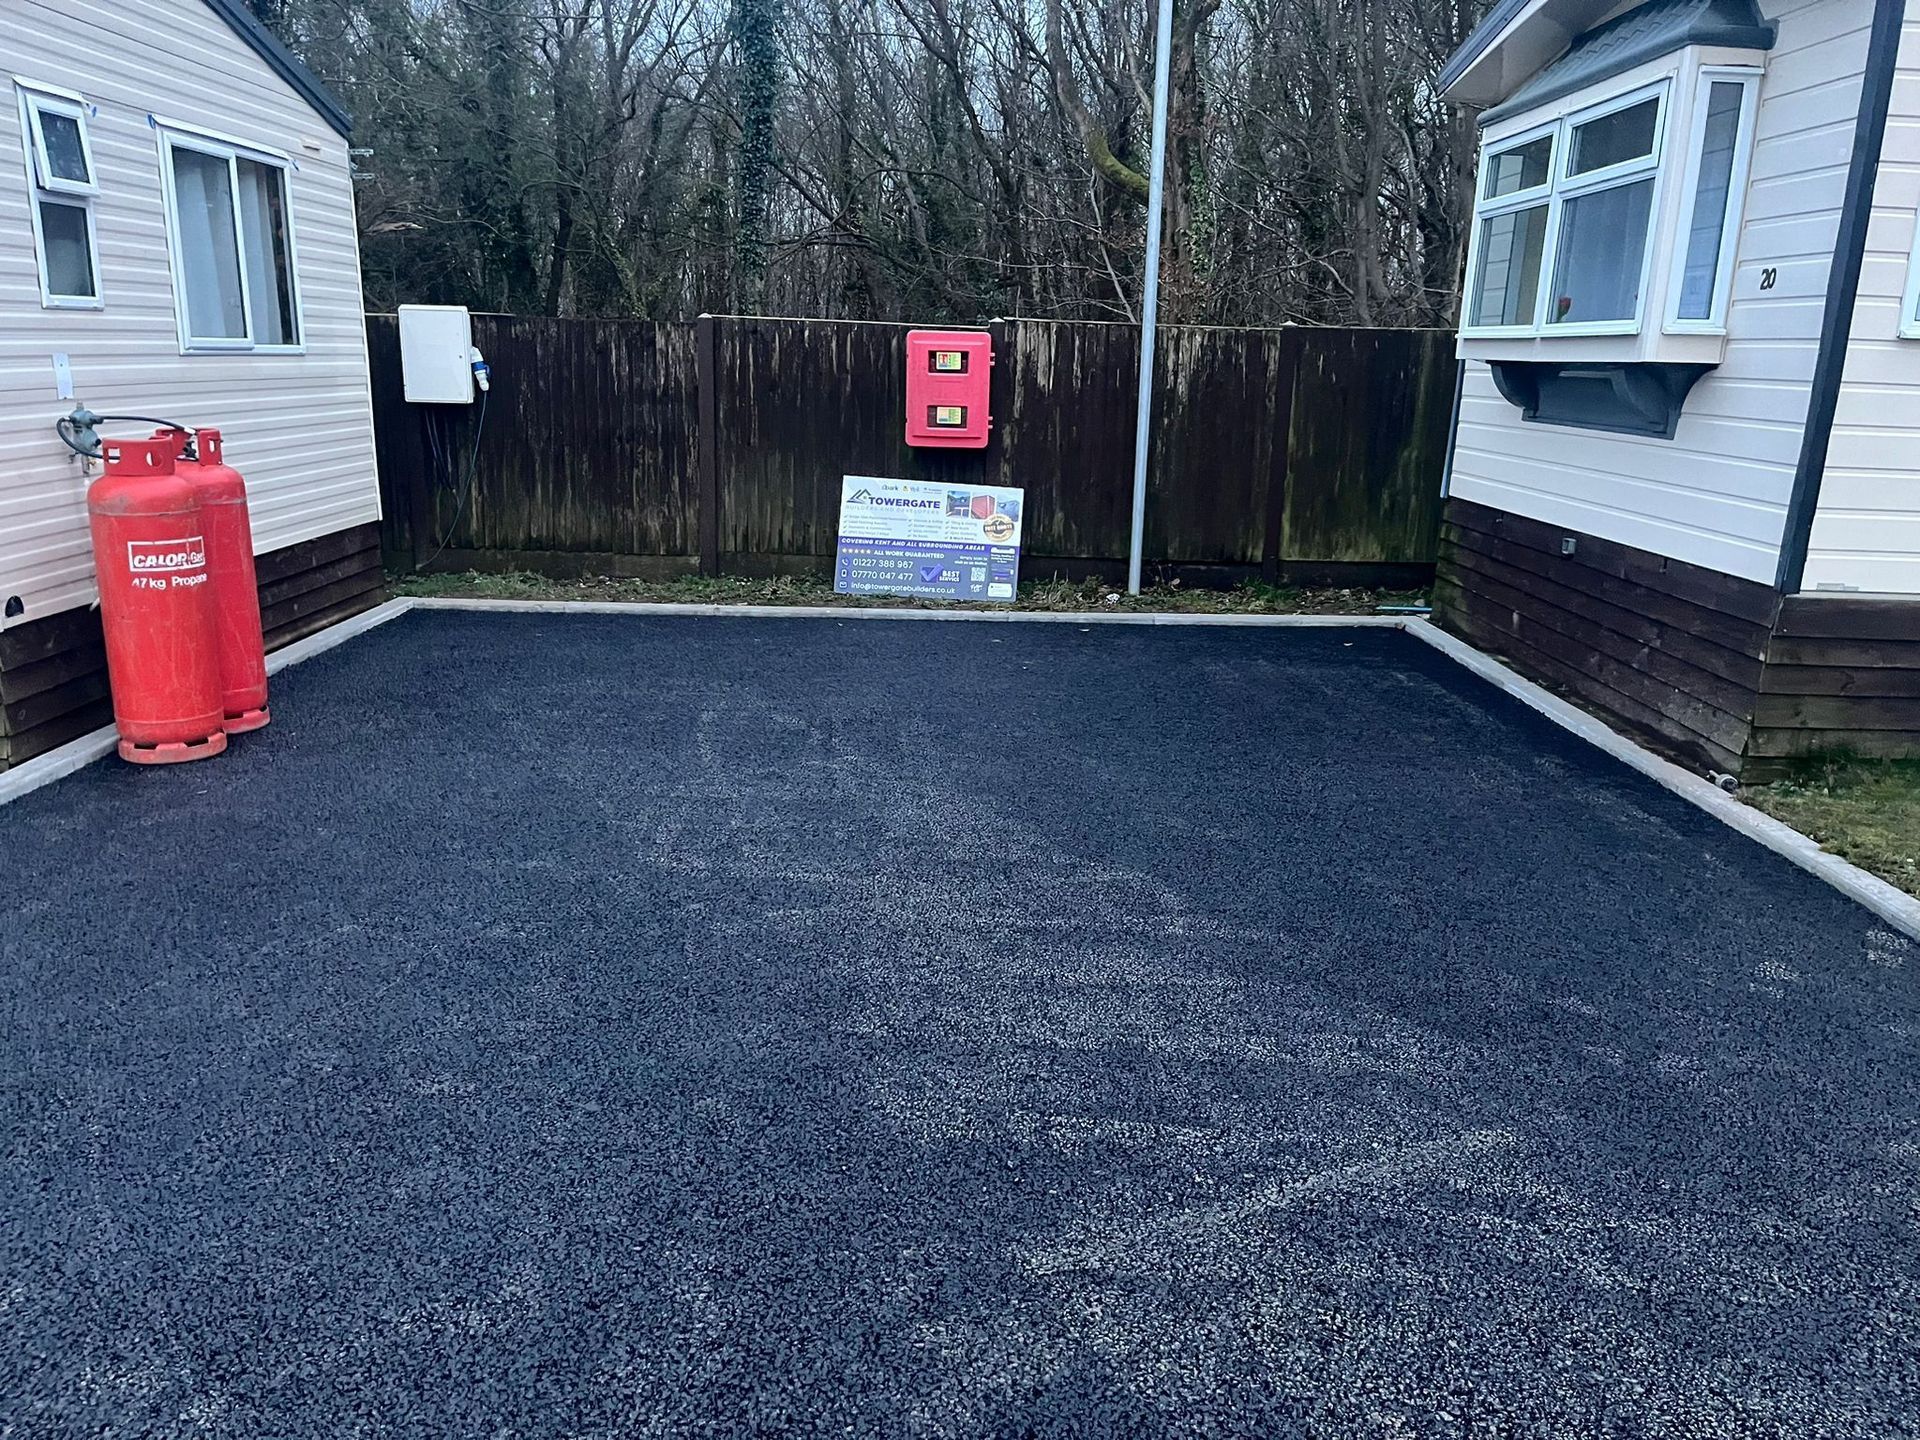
[905,329,992,449]
[86,437,226,765]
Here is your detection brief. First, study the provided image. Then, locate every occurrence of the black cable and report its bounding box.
[424,405,445,474]
[416,389,490,573]
[56,413,200,463]
[93,413,195,432]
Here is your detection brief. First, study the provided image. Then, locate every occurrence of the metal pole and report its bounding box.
[1127,0,1176,595]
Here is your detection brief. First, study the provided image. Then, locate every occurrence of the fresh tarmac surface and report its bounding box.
[2,611,1916,1437]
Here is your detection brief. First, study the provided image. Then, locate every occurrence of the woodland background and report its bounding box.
[249,0,1487,327]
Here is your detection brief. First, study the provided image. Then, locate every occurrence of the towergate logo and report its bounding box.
[846,487,940,510]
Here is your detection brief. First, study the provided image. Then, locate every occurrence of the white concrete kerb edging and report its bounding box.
[4,595,1916,943]
[1403,620,1920,942]
[0,597,416,809]
[408,596,1409,627]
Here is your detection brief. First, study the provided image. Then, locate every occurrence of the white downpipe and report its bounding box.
[1127,0,1176,596]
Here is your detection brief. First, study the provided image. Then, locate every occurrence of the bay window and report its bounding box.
[1463,64,1761,342]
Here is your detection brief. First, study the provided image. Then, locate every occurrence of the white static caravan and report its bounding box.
[0,0,382,769]
[1433,0,1920,778]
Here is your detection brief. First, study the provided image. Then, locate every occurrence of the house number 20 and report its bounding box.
[1759,267,1779,291]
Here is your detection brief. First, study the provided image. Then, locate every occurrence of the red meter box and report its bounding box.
[906,329,992,449]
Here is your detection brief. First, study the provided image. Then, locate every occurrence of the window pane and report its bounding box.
[36,107,89,185]
[238,160,298,345]
[1549,178,1655,324]
[1570,97,1659,175]
[1471,204,1549,326]
[39,199,95,298]
[171,147,248,339]
[1484,135,1552,199]
[1677,82,1747,321]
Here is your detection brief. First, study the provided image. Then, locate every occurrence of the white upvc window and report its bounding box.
[1898,205,1920,340]
[1463,65,1762,342]
[1466,82,1669,338]
[1665,68,1762,333]
[157,123,303,354]
[16,81,101,309]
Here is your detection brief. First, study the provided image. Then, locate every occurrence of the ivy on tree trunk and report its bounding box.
[731,0,782,312]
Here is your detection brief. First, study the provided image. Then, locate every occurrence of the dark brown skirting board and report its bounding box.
[1436,498,1920,778]
[0,521,386,770]
[1749,593,1920,772]
[1435,499,1772,775]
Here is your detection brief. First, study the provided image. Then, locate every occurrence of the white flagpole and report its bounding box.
[1127,0,1176,595]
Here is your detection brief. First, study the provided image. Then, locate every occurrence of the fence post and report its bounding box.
[696,313,721,576]
[1262,328,1300,585]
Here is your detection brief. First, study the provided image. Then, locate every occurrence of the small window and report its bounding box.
[1670,73,1760,330]
[160,128,302,351]
[1566,97,1660,176]
[16,84,100,308]
[1484,134,1553,199]
[37,200,97,299]
[1471,205,1549,326]
[25,92,95,194]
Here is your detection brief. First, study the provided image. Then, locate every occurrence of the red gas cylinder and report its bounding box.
[156,428,269,732]
[87,436,226,765]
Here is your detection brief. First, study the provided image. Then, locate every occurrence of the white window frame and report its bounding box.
[155,120,305,355]
[1463,79,1671,340]
[1663,67,1763,335]
[1899,208,1920,340]
[15,80,102,310]
[23,87,96,195]
[1462,119,1560,336]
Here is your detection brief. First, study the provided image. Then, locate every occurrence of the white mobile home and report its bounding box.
[1435,0,1920,777]
[0,0,382,768]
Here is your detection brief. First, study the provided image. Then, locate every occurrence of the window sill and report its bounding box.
[1460,319,1646,340]
[180,341,307,356]
[1459,329,1728,368]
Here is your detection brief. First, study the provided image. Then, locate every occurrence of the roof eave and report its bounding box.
[201,0,352,138]
[1438,0,1540,104]
[1439,0,1619,109]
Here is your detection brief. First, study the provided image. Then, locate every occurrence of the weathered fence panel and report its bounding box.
[1141,324,1293,573]
[712,318,990,571]
[372,313,1454,586]
[1282,328,1456,568]
[1000,321,1148,567]
[371,315,699,575]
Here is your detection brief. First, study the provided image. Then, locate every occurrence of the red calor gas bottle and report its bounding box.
[87,436,226,764]
[156,428,269,731]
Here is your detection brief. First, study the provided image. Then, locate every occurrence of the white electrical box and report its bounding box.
[398,305,475,404]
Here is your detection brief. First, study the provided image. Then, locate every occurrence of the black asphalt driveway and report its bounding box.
[2,610,1916,1437]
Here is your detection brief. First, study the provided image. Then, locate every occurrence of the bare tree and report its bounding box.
[271,0,1485,325]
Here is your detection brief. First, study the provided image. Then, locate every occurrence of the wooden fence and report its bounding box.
[369,314,1456,587]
